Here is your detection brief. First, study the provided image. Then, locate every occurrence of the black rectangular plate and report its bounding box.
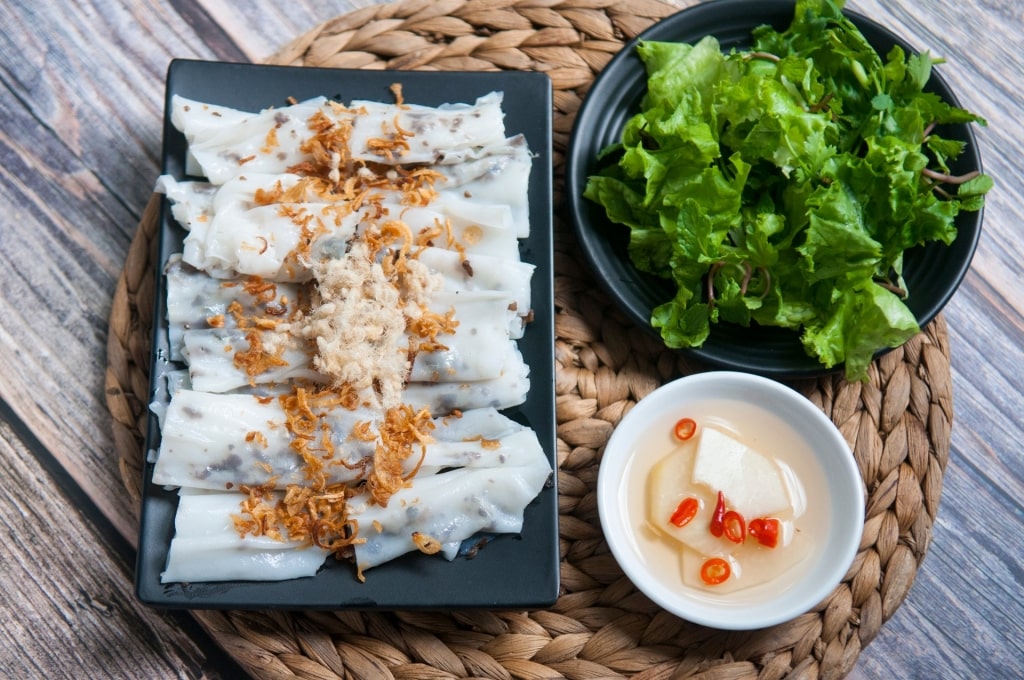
[136,59,557,609]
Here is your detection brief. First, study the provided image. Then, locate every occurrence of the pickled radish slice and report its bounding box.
[692,426,790,519]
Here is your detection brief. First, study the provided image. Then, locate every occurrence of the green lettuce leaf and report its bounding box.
[801,281,921,377]
[583,0,992,381]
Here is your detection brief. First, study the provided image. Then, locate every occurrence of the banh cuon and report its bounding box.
[151,84,550,583]
[584,0,992,381]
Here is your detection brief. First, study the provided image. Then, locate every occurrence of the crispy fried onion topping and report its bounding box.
[231,393,436,559]
[365,404,435,507]
[228,84,466,576]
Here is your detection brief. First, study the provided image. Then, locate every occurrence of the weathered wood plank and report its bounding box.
[0,414,240,679]
[0,0,225,544]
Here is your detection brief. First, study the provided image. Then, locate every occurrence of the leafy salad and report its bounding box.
[584,0,992,380]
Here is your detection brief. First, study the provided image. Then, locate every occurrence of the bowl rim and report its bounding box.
[597,370,865,629]
[566,0,984,378]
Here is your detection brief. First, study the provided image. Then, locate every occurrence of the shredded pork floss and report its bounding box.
[306,240,405,409]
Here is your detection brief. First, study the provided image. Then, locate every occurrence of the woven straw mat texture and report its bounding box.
[104,1,954,678]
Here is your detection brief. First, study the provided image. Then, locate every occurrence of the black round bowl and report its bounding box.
[566,0,984,378]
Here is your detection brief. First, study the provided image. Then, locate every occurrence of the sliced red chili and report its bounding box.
[700,557,731,585]
[749,518,781,548]
[709,491,726,537]
[673,417,697,441]
[669,497,699,528]
[722,510,746,544]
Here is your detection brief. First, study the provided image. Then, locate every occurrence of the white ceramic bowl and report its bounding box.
[597,371,864,630]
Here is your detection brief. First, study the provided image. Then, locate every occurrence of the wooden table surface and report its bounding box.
[1,0,1021,678]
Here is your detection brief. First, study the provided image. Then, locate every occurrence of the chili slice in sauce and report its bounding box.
[722,510,746,544]
[749,517,781,548]
[700,557,731,585]
[709,491,726,537]
[673,417,697,441]
[669,497,699,528]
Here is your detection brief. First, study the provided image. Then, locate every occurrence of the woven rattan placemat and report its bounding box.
[105,1,953,677]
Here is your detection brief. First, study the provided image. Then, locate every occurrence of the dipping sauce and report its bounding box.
[619,398,830,604]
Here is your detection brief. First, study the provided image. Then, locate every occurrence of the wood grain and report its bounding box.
[0,0,1021,677]
[0,414,239,679]
[0,0,215,544]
